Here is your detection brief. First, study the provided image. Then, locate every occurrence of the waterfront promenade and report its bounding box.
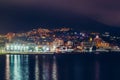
[0,49,120,55]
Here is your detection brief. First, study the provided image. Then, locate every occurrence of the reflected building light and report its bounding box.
[52,56,58,80]
[11,55,29,80]
[10,55,14,64]
[5,55,10,80]
[24,55,29,63]
[23,55,29,80]
[95,60,100,80]
[35,55,39,80]
[21,55,23,63]
[18,55,21,63]
[27,55,29,62]
[14,55,17,64]
[13,55,22,80]
[42,57,50,80]
[10,55,14,80]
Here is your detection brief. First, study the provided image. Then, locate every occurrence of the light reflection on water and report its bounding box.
[5,55,58,80]
[42,56,50,80]
[5,55,29,80]
[35,55,39,80]
[3,53,120,80]
[52,56,58,80]
[6,55,10,80]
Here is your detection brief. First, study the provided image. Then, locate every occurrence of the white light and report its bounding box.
[11,45,14,50]
[6,45,9,48]
[17,46,21,50]
[26,46,29,49]
[46,47,49,51]
[6,45,9,50]
[14,45,17,50]
[43,46,50,51]
[35,47,38,52]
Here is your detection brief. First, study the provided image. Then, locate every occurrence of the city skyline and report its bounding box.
[0,27,119,54]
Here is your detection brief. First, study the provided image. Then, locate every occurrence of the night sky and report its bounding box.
[0,0,120,33]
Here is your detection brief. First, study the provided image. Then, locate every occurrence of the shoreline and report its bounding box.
[0,51,120,55]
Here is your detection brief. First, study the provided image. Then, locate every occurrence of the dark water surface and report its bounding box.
[0,52,120,80]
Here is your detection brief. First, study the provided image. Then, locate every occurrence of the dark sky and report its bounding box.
[0,0,120,33]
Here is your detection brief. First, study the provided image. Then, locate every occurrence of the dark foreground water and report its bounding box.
[0,52,120,80]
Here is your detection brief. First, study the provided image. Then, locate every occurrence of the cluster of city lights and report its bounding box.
[5,43,51,52]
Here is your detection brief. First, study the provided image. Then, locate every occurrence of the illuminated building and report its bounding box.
[53,38,64,46]
[5,43,37,52]
[94,35,102,43]
[0,27,118,53]
[81,42,95,48]
[97,42,110,48]
[67,41,73,46]
[94,35,103,48]
[6,32,15,42]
